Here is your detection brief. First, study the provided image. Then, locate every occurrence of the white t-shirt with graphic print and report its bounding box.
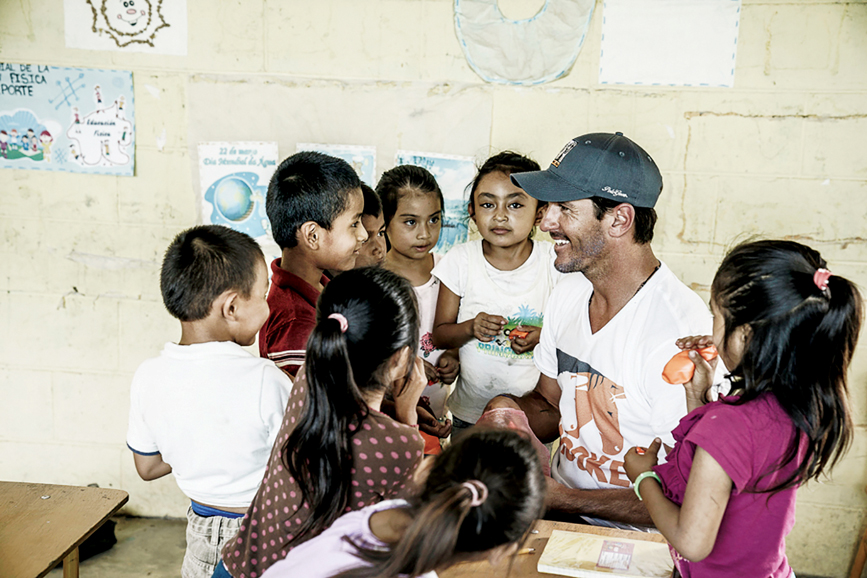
[433,239,563,423]
[535,263,713,494]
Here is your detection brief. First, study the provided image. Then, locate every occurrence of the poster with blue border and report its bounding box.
[395,151,475,255]
[0,63,135,176]
[296,143,376,186]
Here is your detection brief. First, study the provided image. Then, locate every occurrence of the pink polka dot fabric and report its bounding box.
[220,379,424,578]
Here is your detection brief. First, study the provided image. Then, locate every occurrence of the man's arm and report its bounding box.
[484,373,561,444]
[544,480,654,526]
[486,374,654,526]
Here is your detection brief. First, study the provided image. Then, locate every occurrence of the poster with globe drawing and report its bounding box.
[0,63,134,176]
[296,143,376,186]
[198,142,279,259]
[394,151,475,255]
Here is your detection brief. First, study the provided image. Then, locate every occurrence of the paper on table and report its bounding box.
[599,0,741,88]
[537,529,673,577]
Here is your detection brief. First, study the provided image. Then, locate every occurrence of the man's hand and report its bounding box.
[624,437,662,482]
[472,312,506,342]
[436,351,460,384]
[510,324,541,354]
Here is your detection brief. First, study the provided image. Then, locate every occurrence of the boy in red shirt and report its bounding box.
[259,152,367,376]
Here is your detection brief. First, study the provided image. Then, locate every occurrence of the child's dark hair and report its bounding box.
[712,240,862,492]
[360,183,382,218]
[160,225,263,322]
[282,267,419,546]
[266,151,361,249]
[376,165,443,227]
[467,151,541,216]
[337,429,546,578]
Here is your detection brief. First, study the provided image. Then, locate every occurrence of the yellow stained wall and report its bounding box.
[1,1,865,576]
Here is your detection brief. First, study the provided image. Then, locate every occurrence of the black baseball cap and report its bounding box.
[511,132,663,208]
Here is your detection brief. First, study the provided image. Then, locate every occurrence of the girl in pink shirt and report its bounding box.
[260,429,546,578]
[624,240,862,578]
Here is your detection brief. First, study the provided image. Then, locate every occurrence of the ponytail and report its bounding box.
[281,267,419,548]
[712,240,863,492]
[336,429,546,578]
[282,314,367,545]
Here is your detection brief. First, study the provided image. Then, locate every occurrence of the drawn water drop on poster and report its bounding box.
[0,63,135,176]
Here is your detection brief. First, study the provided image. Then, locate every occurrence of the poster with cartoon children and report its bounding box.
[0,63,135,175]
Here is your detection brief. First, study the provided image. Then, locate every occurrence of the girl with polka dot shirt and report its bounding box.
[215,268,426,578]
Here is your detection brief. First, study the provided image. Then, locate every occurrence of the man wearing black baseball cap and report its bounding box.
[485,133,714,528]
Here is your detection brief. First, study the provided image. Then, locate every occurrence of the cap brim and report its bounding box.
[511,169,595,203]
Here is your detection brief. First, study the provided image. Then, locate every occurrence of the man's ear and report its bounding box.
[298,221,319,250]
[607,203,635,239]
[534,203,547,226]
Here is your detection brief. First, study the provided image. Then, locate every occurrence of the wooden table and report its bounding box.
[440,519,668,577]
[0,482,129,578]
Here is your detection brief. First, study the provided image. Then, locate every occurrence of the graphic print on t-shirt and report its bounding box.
[555,349,630,488]
[476,304,543,360]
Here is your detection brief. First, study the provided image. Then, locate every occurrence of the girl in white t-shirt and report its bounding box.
[432,152,561,435]
[379,165,459,454]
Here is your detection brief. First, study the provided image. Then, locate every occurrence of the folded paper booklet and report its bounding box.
[537,530,673,577]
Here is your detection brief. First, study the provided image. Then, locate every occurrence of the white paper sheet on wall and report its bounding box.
[296,143,376,187]
[64,0,188,55]
[394,151,476,255]
[599,0,741,88]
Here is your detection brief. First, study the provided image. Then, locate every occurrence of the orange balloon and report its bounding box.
[662,346,718,384]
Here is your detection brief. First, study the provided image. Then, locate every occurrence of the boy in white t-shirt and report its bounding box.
[127,225,292,578]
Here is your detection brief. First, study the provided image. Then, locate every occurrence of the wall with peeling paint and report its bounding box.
[0,1,865,576]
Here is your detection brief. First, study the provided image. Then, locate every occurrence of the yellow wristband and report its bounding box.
[633,471,661,501]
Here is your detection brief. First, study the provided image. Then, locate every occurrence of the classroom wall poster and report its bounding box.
[0,63,135,176]
[296,143,376,187]
[64,0,188,55]
[394,151,476,255]
[197,142,280,262]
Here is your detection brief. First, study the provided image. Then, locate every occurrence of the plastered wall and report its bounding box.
[1,1,865,576]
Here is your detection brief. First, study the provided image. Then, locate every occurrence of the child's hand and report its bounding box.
[417,404,452,438]
[624,438,662,482]
[472,312,507,342]
[510,324,541,354]
[422,358,438,384]
[436,351,460,384]
[684,349,718,410]
[675,335,715,351]
[393,356,427,426]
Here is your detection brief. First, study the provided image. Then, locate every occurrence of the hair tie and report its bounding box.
[327,313,349,333]
[461,480,488,507]
[813,268,832,291]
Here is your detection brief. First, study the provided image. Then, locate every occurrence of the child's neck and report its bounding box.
[178,319,232,346]
[384,250,434,287]
[368,506,413,544]
[280,246,326,292]
[481,237,533,272]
